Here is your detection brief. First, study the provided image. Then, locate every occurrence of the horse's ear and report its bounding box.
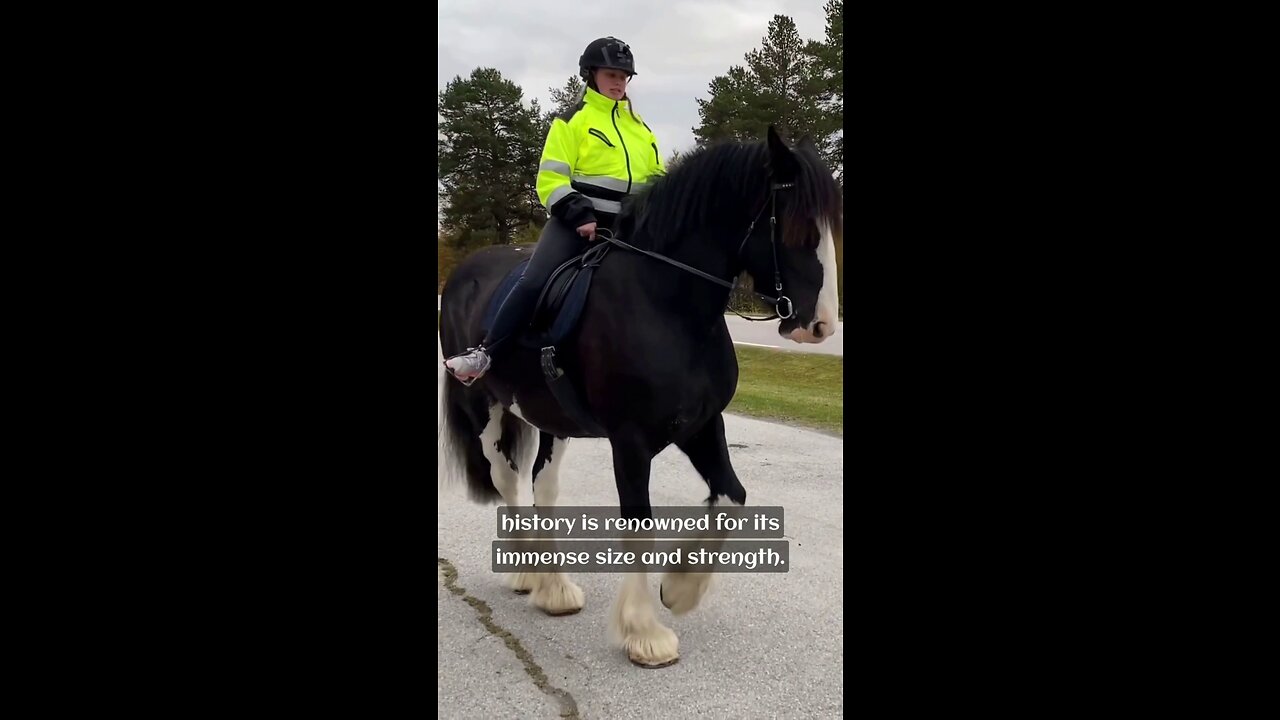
[766,124,785,146]
[766,125,800,178]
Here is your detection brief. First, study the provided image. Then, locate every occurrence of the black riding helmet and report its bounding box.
[579,36,636,82]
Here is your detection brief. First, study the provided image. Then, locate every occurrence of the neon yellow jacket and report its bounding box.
[537,86,664,228]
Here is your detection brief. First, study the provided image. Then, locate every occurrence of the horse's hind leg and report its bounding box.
[477,403,540,593]
[478,402,527,505]
[520,432,585,615]
[662,412,745,615]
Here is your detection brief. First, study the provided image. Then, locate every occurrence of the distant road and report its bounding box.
[723,314,843,356]
[437,296,843,357]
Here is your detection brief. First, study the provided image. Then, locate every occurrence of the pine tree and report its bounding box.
[693,65,767,146]
[548,75,585,118]
[438,67,546,247]
[693,14,839,175]
[533,75,586,150]
[805,0,843,180]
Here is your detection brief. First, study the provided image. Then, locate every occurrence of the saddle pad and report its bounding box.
[481,257,531,338]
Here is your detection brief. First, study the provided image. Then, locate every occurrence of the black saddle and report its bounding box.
[482,240,611,350]
[481,241,612,436]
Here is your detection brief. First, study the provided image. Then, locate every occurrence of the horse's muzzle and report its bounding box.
[787,320,834,344]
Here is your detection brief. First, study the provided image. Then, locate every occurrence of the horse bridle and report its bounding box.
[596,180,796,321]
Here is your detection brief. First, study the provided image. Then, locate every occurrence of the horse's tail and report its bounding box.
[438,361,504,504]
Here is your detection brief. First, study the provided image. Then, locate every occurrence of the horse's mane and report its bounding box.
[617,137,843,255]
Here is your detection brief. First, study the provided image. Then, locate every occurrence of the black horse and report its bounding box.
[438,126,842,667]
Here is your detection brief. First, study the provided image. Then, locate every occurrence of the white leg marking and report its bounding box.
[533,437,567,507]
[508,400,529,424]
[610,572,679,667]
[660,493,745,615]
[479,403,520,505]
[482,404,543,594]
[524,436,583,614]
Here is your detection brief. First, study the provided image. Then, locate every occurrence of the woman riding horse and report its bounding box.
[444,36,665,385]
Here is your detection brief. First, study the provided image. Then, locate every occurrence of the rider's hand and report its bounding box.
[576,222,597,241]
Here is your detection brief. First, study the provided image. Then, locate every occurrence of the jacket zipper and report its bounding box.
[587,128,615,148]
[651,142,660,165]
[611,102,632,193]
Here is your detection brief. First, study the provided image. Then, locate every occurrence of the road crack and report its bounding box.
[438,557,579,719]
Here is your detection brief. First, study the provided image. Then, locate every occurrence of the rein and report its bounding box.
[595,181,796,322]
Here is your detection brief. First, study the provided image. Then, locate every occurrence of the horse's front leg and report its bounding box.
[662,412,745,615]
[608,433,679,668]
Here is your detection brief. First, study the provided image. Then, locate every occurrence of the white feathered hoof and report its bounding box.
[531,576,585,616]
[610,576,680,668]
[624,624,680,668]
[508,572,538,594]
[660,572,713,615]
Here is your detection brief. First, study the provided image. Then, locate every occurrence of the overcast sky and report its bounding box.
[437,0,830,158]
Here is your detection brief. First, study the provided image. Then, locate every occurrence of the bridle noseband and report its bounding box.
[732,181,794,321]
[596,180,796,322]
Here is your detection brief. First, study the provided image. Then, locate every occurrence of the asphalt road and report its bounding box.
[437,341,845,719]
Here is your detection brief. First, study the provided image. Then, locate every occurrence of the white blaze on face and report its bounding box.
[789,220,840,343]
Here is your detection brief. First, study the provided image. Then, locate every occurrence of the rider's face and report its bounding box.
[594,68,629,100]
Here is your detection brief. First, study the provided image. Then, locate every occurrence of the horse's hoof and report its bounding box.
[544,607,581,617]
[507,573,538,594]
[630,655,680,669]
[618,624,679,668]
[659,573,711,615]
[531,578,584,615]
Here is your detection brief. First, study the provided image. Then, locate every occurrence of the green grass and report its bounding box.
[727,346,843,435]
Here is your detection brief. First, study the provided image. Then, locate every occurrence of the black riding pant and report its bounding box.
[483,217,607,349]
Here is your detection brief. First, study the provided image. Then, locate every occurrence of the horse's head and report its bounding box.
[617,127,841,341]
[739,126,843,343]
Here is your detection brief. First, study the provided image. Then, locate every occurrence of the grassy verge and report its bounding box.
[728,346,843,435]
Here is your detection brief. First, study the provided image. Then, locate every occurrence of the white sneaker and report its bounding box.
[444,347,491,385]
